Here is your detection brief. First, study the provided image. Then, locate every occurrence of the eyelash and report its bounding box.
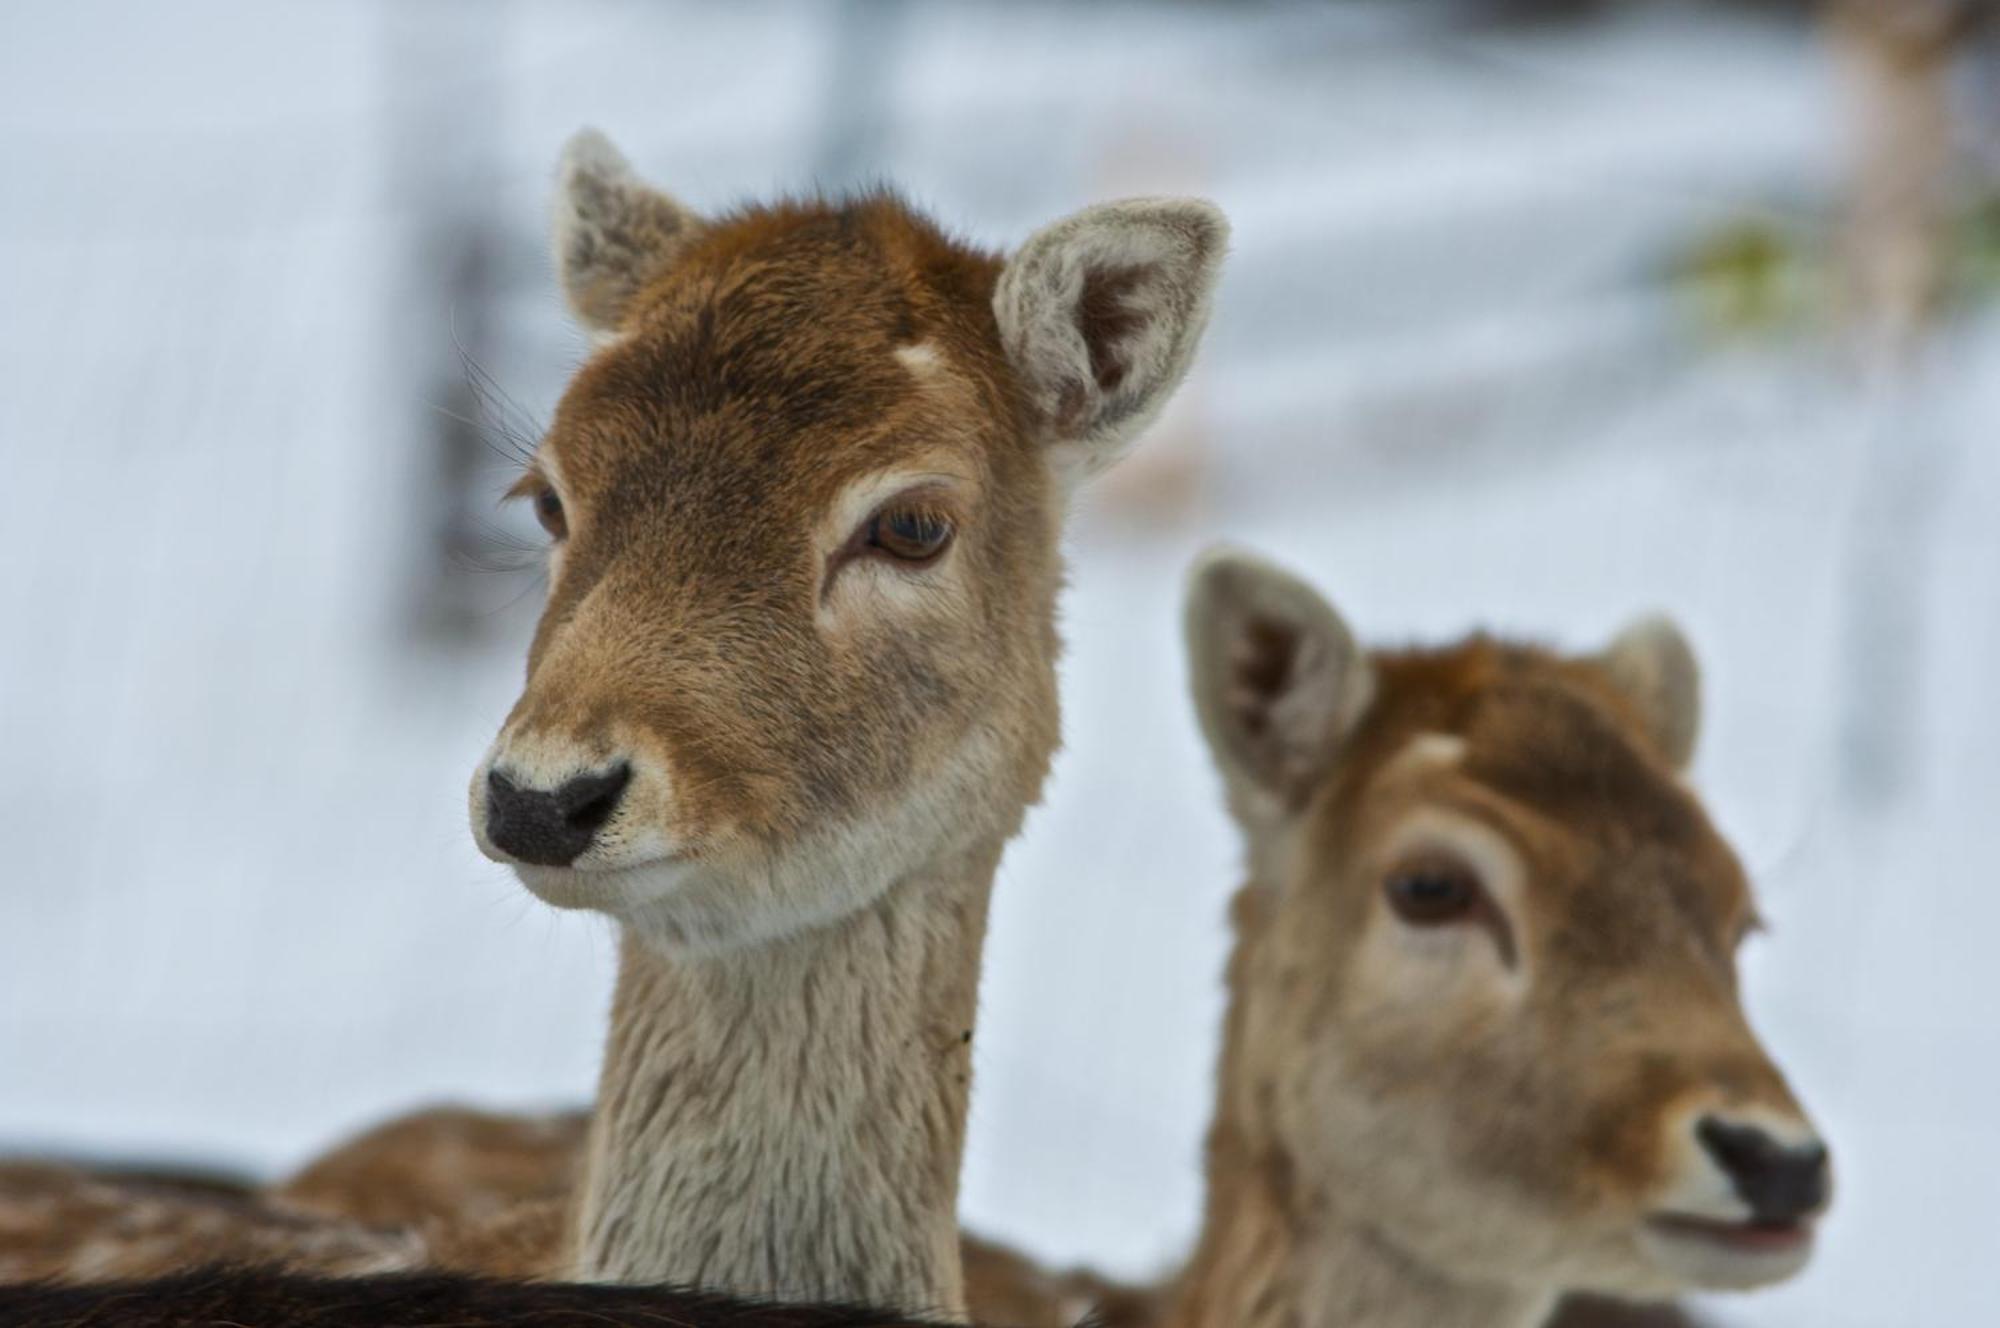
[866,504,955,563]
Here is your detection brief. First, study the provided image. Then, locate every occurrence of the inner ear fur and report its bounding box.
[993,198,1228,488]
[1184,548,1374,818]
[1595,615,1702,769]
[550,128,703,337]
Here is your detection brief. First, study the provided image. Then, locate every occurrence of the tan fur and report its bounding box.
[0,1163,423,1284]
[0,543,1786,1327]
[0,1161,1108,1317]
[277,1107,588,1232]
[8,543,1794,1327]
[479,136,1217,1314]
[1162,551,1828,1328]
[200,547,1791,1328]
[0,131,1224,1313]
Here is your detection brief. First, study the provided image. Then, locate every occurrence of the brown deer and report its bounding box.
[0,127,1227,1319]
[856,552,1831,1328]
[0,551,1826,1328]
[1141,549,1832,1328]
[8,554,1831,1328]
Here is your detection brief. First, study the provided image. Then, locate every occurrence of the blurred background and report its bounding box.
[1,1,1995,1323]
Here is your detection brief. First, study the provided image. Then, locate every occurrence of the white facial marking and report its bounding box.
[1382,731,1469,778]
[893,340,946,378]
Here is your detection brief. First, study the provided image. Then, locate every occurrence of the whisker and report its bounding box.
[427,401,537,471]
[454,516,549,578]
[449,313,550,459]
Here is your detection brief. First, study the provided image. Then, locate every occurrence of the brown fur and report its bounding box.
[453,137,1220,1315]
[0,132,1223,1316]
[0,1164,421,1285]
[217,584,1774,1328]
[1162,553,1828,1327]
[503,193,1058,876]
[0,1266,956,1327]
[5,576,1784,1328]
[277,1108,587,1232]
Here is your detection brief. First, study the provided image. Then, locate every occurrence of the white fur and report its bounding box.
[1598,614,1702,769]
[893,340,947,377]
[1380,731,1469,777]
[617,725,1011,955]
[550,128,701,337]
[1183,545,1374,827]
[993,198,1228,491]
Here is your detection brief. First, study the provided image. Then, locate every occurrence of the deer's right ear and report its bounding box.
[994,198,1228,491]
[550,129,702,338]
[1184,548,1373,821]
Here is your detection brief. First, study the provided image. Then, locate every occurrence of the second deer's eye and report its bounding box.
[868,506,954,563]
[535,486,568,541]
[1385,856,1481,926]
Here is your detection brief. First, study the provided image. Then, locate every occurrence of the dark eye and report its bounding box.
[1385,856,1481,926]
[867,506,954,564]
[534,486,568,541]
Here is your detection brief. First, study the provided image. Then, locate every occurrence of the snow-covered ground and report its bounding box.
[2,3,1994,1324]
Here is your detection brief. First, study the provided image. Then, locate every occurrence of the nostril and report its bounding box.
[483,762,629,868]
[556,762,631,834]
[1696,1117,1830,1224]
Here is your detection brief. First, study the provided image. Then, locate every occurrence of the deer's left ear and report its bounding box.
[550,128,703,339]
[994,198,1228,489]
[1184,547,1373,827]
[1597,615,1702,769]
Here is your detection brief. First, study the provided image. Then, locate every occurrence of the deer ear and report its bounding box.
[1596,615,1702,769]
[994,198,1228,489]
[550,129,702,338]
[1185,548,1373,822]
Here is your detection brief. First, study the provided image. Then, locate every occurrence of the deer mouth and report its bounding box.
[1646,1212,1812,1252]
[1638,1212,1816,1289]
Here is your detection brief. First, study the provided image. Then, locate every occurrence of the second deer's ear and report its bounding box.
[1595,615,1702,769]
[550,129,702,338]
[1184,548,1373,820]
[993,198,1228,489]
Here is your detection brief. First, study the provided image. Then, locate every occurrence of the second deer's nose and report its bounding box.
[485,762,632,867]
[1696,1116,1830,1224]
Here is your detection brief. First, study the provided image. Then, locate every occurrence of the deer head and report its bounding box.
[470,130,1226,954]
[1184,550,1830,1302]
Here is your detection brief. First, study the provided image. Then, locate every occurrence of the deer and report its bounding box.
[831,551,1835,1328]
[0,126,1228,1320]
[1093,549,1834,1328]
[3,550,1832,1328]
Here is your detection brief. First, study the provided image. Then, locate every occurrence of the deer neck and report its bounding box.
[1166,887,1553,1328]
[1168,1115,1552,1328]
[569,838,1002,1318]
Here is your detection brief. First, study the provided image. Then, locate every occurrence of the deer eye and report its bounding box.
[1384,855,1481,926]
[867,505,954,564]
[534,486,568,541]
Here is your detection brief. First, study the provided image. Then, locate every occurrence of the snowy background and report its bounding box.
[2,2,1996,1324]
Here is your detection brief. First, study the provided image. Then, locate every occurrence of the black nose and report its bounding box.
[485,763,632,867]
[1696,1117,1829,1224]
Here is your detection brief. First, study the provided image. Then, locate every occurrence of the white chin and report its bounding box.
[510,858,691,916]
[1637,1217,1816,1291]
